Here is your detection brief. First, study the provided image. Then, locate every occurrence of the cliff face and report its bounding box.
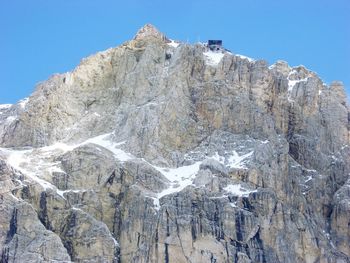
[0,24,349,263]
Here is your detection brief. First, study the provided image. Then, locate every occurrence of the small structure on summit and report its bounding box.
[208,40,223,51]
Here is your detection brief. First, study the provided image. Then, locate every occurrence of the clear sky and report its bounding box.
[1,0,349,104]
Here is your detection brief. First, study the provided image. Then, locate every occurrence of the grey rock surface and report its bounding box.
[0,24,349,262]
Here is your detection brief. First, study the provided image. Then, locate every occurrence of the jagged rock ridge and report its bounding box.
[0,24,349,263]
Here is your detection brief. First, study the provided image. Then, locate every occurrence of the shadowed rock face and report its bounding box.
[0,24,349,263]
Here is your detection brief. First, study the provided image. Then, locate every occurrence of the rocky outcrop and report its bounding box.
[0,24,349,262]
[0,159,71,263]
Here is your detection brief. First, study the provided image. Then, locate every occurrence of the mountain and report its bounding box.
[0,24,349,263]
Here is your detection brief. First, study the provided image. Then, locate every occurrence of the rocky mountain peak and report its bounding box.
[134,23,167,41]
[0,25,349,263]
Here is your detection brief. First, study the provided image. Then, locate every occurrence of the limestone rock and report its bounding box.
[0,24,349,262]
[134,23,168,41]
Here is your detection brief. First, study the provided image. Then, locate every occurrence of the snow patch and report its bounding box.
[149,149,254,209]
[83,134,132,162]
[56,189,87,198]
[1,132,257,212]
[4,149,57,191]
[203,51,225,66]
[305,175,312,183]
[287,70,308,92]
[211,151,253,169]
[71,207,84,212]
[0,133,133,200]
[287,70,309,101]
[0,104,12,110]
[0,140,79,198]
[47,165,65,174]
[288,79,307,92]
[6,116,17,123]
[151,161,202,210]
[112,238,119,246]
[154,161,201,183]
[224,184,257,197]
[227,151,253,169]
[42,142,75,153]
[168,40,180,48]
[19,98,29,109]
[235,54,254,62]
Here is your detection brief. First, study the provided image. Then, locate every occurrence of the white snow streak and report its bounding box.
[227,151,254,169]
[0,133,132,198]
[149,150,254,209]
[288,79,307,92]
[1,132,256,210]
[224,184,257,197]
[203,51,225,66]
[5,116,17,123]
[0,104,12,110]
[83,134,132,161]
[151,161,202,209]
[287,70,308,92]
[56,189,87,198]
[41,142,75,153]
[167,40,180,48]
[268,64,276,70]
[287,70,308,101]
[5,149,58,191]
[211,151,253,169]
[304,175,313,183]
[19,98,29,109]
[235,54,254,62]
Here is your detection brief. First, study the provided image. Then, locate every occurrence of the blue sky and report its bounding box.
[1,0,349,104]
